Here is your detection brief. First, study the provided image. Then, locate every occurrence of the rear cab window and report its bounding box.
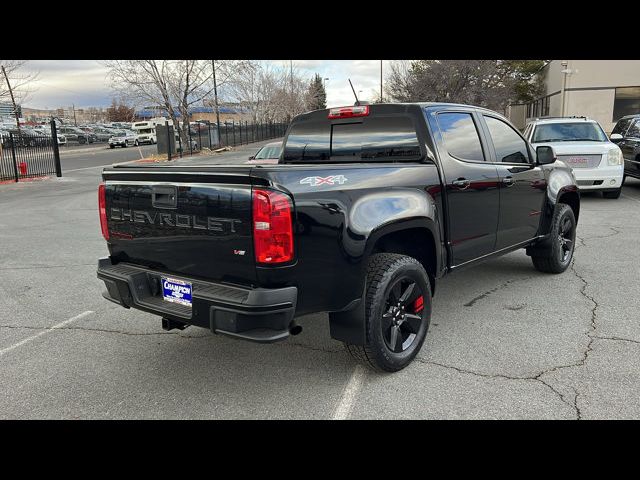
[282,108,422,163]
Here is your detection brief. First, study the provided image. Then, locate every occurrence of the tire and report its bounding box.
[345,253,432,372]
[602,188,622,199]
[531,203,576,273]
[122,142,127,148]
[134,140,139,147]
[109,145,115,149]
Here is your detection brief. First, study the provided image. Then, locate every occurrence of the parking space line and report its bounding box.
[332,365,366,420]
[0,311,94,357]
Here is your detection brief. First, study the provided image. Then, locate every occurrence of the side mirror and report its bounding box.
[248,155,255,160]
[536,145,556,165]
[610,133,623,142]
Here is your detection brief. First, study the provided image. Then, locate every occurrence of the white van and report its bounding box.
[131,121,157,145]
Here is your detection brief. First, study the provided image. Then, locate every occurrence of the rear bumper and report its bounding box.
[97,257,297,343]
[574,165,623,190]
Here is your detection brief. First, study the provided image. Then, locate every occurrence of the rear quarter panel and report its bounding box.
[252,163,443,315]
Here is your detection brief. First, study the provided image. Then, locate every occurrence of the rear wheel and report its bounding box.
[345,253,431,372]
[531,203,576,273]
[602,188,622,199]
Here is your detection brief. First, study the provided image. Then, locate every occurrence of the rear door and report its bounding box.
[431,109,500,266]
[479,114,546,249]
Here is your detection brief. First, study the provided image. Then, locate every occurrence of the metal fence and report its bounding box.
[179,121,288,157]
[0,120,62,182]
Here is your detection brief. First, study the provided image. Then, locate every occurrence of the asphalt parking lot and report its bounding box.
[1,145,639,419]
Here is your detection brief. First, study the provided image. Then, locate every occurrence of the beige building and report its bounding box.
[508,60,640,133]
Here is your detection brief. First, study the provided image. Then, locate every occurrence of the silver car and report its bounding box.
[108,130,139,148]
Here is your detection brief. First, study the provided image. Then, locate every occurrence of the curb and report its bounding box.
[0,176,51,186]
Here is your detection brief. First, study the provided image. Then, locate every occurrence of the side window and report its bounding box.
[611,118,631,136]
[627,120,640,138]
[436,112,485,162]
[484,116,530,164]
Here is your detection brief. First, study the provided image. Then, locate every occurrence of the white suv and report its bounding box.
[523,117,624,199]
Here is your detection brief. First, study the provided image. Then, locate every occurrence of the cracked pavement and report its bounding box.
[1,152,639,419]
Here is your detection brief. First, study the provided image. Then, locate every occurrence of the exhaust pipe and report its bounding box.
[289,321,302,336]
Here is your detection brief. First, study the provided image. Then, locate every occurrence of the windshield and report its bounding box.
[532,122,607,143]
[255,145,281,159]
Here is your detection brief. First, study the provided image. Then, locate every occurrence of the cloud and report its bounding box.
[17,59,397,110]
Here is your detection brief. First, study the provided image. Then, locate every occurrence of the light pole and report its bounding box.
[380,60,383,103]
[560,60,575,117]
[211,60,221,146]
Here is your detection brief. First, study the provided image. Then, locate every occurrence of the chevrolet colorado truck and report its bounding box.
[97,103,580,372]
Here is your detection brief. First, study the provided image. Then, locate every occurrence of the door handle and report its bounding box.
[502,176,515,186]
[452,178,470,189]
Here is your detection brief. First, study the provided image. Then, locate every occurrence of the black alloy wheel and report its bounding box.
[557,214,574,264]
[382,278,424,353]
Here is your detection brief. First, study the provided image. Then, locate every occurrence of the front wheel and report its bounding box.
[134,140,139,146]
[345,253,431,372]
[531,203,576,273]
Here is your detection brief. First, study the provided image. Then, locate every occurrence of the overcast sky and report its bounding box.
[20,60,396,110]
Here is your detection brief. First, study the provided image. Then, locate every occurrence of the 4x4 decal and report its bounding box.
[300,175,348,187]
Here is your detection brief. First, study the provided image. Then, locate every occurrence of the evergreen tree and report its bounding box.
[305,73,327,111]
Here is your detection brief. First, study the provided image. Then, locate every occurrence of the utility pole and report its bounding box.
[211,60,221,146]
[380,60,383,103]
[1,65,22,134]
[560,61,568,117]
[72,104,77,126]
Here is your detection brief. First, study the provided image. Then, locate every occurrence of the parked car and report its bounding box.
[5,128,49,147]
[246,141,282,164]
[108,130,139,148]
[96,102,580,372]
[91,127,117,142]
[78,127,97,143]
[58,126,89,145]
[610,114,640,182]
[523,116,624,198]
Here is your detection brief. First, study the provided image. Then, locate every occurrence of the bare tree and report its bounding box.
[225,61,308,124]
[0,60,39,131]
[103,60,242,147]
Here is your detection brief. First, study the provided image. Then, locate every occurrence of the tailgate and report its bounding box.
[102,167,258,286]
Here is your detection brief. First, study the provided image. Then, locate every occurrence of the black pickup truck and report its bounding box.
[97,103,579,371]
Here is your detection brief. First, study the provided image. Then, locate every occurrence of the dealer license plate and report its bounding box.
[161,277,192,307]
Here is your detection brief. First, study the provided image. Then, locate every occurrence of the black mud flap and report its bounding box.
[328,298,366,345]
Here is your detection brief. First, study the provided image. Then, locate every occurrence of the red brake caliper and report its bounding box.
[412,295,424,313]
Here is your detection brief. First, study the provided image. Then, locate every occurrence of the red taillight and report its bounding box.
[328,105,370,119]
[98,183,109,241]
[252,188,293,264]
